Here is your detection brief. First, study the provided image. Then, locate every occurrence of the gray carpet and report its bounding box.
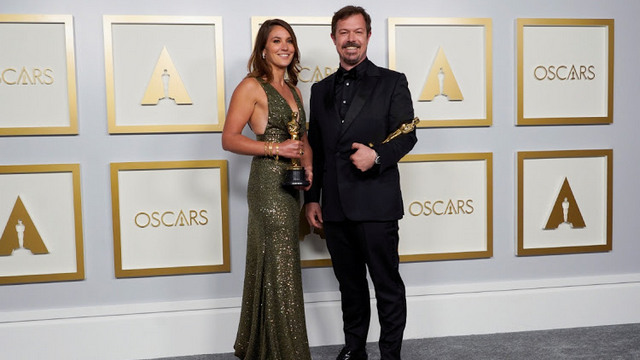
[148,323,640,359]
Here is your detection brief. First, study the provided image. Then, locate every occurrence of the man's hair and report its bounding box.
[248,18,301,85]
[331,5,371,36]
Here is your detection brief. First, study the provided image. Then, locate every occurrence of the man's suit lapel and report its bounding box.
[321,75,342,143]
[339,62,379,139]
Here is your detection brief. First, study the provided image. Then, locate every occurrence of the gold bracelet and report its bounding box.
[268,142,273,157]
[275,144,279,161]
[264,141,269,156]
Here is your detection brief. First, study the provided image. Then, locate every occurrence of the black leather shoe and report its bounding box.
[336,346,368,360]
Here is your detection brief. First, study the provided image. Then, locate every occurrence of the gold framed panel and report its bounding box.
[0,14,78,136]
[251,16,334,119]
[399,153,493,261]
[111,160,230,277]
[517,19,614,125]
[389,18,492,128]
[0,164,84,285]
[517,149,613,255]
[104,15,225,134]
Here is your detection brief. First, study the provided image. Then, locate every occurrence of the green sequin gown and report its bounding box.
[234,78,311,360]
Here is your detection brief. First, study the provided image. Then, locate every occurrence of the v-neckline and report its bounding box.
[267,81,299,115]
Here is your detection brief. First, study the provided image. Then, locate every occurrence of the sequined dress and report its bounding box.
[234,78,311,360]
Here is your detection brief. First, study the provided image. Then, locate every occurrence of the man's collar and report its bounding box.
[336,58,369,83]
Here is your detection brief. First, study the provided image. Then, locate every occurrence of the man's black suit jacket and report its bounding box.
[304,59,417,222]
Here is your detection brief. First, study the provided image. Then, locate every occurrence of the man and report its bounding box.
[304,5,417,360]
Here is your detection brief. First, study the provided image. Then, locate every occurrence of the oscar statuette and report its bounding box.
[369,117,420,147]
[283,111,310,187]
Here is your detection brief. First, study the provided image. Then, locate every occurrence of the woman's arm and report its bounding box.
[221,77,266,156]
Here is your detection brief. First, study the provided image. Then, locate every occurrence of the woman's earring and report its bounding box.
[262,52,265,59]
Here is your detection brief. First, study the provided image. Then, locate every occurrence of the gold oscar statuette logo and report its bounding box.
[0,196,49,256]
[141,46,192,105]
[544,177,586,230]
[419,47,463,102]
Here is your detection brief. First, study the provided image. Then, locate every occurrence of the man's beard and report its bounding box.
[341,41,362,66]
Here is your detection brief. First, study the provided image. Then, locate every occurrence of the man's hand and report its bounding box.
[305,202,323,229]
[350,142,377,171]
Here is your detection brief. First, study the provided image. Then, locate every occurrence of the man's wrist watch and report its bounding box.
[374,152,381,165]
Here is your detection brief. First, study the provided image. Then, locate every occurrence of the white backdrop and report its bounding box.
[1,0,640,358]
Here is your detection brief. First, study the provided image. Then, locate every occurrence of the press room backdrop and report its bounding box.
[1,0,640,358]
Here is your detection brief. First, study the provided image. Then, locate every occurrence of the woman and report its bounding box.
[221,19,312,360]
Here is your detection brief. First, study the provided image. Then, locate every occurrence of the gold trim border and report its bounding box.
[516,18,614,125]
[301,258,332,268]
[516,149,613,255]
[388,17,493,128]
[0,164,84,285]
[250,16,332,43]
[103,15,226,134]
[110,160,230,278]
[0,15,78,136]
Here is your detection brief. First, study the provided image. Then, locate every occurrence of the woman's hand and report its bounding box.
[277,139,304,159]
[295,165,313,191]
